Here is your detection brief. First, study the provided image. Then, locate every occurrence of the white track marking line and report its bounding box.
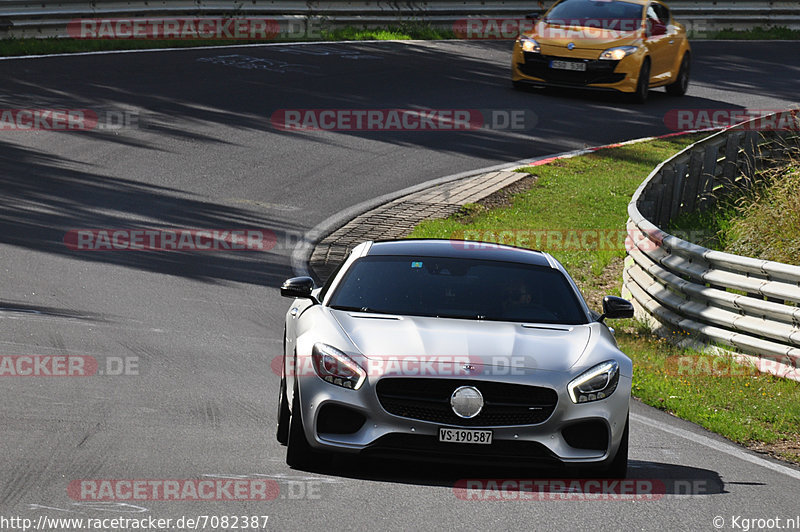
[0,39,412,61]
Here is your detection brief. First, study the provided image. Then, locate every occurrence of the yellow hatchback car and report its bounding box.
[511,0,691,102]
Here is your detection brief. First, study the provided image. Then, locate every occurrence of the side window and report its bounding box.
[654,4,670,24]
[646,3,668,36]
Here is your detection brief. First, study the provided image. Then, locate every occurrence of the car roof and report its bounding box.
[364,239,556,268]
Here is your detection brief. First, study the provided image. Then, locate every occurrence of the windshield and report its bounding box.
[545,0,644,30]
[328,255,589,325]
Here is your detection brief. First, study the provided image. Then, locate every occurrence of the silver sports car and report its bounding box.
[277,239,634,476]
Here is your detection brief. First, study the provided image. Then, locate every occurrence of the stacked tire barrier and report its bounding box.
[622,111,800,381]
[0,0,799,39]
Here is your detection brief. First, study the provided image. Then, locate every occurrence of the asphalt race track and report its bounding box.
[1,40,799,531]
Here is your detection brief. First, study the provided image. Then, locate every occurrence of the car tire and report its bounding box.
[276,374,290,445]
[631,59,650,104]
[286,384,326,470]
[602,414,629,478]
[665,53,690,96]
[512,80,526,91]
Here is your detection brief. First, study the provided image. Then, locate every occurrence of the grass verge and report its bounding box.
[621,331,800,463]
[407,134,800,464]
[708,26,800,40]
[323,24,453,41]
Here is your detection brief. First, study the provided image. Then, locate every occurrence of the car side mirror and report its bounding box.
[280,276,318,303]
[525,10,542,20]
[599,296,634,322]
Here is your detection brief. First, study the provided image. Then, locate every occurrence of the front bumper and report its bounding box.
[295,366,631,465]
[512,47,639,93]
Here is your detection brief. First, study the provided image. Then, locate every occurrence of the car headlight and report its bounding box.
[311,343,366,390]
[567,360,620,403]
[598,46,638,61]
[518,35,541,53]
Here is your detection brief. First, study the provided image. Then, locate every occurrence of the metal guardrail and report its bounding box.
[0,0,799,39]
[622,111,800,380]
[672,0,800,35]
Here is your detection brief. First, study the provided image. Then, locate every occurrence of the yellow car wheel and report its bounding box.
[666,53,691,96]
[632,59,651,104]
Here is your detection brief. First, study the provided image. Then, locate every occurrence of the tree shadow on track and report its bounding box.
[0,41,771,163]
[0,141,301,287]
[688,41,800,101]
[0,40,791,289]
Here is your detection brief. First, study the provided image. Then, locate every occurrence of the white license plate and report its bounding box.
[550,60,587,72]
[438,427,493,444]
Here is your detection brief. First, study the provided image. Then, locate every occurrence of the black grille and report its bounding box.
[562,420,609,451]
[317,404,366,435]
[363,433,560,464]
[518,53,624,86]
[376,378,558,426]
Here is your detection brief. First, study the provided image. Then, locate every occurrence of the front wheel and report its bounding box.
[286,384,327,470]
[631,59,651,104]
[666,54,690,96]
[601,414,629,478]
[276,375,290,445]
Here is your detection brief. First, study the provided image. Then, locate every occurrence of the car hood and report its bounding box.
[331,310,591,372]
[530,21,640,50]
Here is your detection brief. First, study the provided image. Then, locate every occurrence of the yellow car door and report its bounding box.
[657,2,686,80]
[644,2,672,82]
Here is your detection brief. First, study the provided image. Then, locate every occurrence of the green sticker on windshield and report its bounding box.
[411,261,423,269]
